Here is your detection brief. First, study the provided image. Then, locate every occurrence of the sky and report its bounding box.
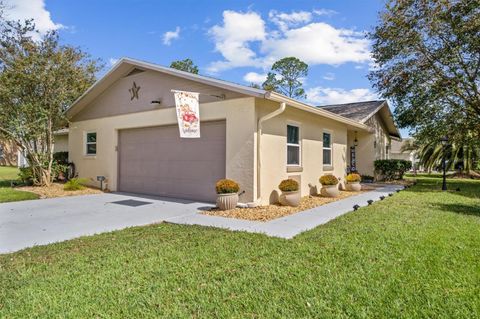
[3,0,408,136]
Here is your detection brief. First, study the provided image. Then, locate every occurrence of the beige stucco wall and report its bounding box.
[355,114,391,177]
[69,97,256,202]
[255,99,348,204]
[53,134,69,153]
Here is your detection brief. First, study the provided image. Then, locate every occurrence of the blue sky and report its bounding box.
[6,0,407,135]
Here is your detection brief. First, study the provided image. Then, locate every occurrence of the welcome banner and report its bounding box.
[173,90,200,138]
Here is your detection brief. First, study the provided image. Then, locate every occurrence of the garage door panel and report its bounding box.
[118,121,226,202]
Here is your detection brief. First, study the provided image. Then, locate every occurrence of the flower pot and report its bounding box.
[345,182,361,192]
[320,184,339,197]
[279,190,301,207]
[216,193,239,210]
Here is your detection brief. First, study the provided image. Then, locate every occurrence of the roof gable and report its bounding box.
[320,100,401,138]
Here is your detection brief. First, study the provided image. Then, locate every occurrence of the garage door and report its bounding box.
[118,121,226,202]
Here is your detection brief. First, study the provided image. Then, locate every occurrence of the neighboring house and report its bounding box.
[390,138,419,169]
[0,129,69,167]
[65,58,401,204]
[0,139,21,167]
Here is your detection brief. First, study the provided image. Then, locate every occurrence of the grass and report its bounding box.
[0,166,38,203]
[1,176,479,318]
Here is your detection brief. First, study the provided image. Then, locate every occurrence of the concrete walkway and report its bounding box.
[1,185,403,254]
[167,185,404,239]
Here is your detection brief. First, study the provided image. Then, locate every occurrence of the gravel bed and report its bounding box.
[16,183,103,199]
[201,188,373,222]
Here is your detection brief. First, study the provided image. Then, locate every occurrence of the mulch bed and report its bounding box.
[16,183,103,199]
[201,186,376,222]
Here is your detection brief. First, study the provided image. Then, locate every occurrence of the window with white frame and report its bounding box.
[287,124,300,166]
[323,132,332,166]
[85,132,97,156]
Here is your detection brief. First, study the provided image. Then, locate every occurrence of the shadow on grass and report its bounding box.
[434,203,480,217]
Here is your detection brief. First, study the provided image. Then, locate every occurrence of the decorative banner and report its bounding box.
[173,90,200,138]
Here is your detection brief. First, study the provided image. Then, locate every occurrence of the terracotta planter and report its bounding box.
[279,190,301,207]
[345,182,361,192]
[216,193,239,210]
[320,184,339,197]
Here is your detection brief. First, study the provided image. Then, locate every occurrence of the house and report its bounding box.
[320,101,401,175]
[390,138,419,170]
[65,58,401,204]
[0,130,69,168]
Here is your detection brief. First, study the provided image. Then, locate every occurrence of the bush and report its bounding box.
[319,174,339,185]
[53,151,69,165]
[374,159,412,181]
[18,167,34,185]
[64,178,88,191]
[346,173,361,183]
[278,179,299,192]
[361,175,375,183]
[215,179,239,194]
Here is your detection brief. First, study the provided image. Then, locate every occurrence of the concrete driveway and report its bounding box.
[0,193,213,254]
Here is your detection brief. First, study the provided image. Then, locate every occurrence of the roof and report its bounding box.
[320,101,385,122]
[320,100,401,139]
[66,57,373,132]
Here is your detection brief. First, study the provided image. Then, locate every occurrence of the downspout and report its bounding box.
[255,102,286,204]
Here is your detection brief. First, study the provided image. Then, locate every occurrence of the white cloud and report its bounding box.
[162,26,180,45]
[323,73,335,81]
[262,23,370,65]
[269,10,312,32]
[3,0,63,40]
[243,72,267,84]
[109,58,119,66]
[313,9,338,16]
[306,87,377,105]
[207,10,371,73]
[207,10,266,73]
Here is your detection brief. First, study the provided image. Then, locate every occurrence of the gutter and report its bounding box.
[256,102,286,204]
[266,92,372,132]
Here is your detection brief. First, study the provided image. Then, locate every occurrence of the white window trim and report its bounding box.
[323,130,333,166]
[85,131,97,156]
[286,122,301,167]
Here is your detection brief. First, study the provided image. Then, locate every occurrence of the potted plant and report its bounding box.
[278,179,301,207]
[319,174,340,197]
[345,173,362,191]
[215,179,240,210]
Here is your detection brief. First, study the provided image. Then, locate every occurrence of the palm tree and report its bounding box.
[417,140,480,176]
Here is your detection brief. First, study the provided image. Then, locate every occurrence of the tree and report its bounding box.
[170,58,198,74]
[0,18,100,185]
[262,57,308,99]
[369,0,480,150]
[416,139,480,176]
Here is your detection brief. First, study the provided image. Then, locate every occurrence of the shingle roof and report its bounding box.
[319,100,385,123]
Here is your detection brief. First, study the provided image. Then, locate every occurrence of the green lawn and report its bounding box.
[1,177,479,318]
[0,166,38,203]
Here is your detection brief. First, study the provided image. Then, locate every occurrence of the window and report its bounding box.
[287,124,300,166]
[323,132,332,166]
[85,132,97,155]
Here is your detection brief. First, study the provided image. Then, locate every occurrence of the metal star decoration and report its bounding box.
[129,81,140,100]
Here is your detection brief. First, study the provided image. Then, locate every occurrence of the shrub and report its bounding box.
[64,178,88,191]
[361,175,375,182]
[319,174,339,185]
[53,151,69,165]
[215,179,239,194]
[374,159,412,181]
[278,179,299,192]
[346,173,361,183]
[18,167,34,185]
